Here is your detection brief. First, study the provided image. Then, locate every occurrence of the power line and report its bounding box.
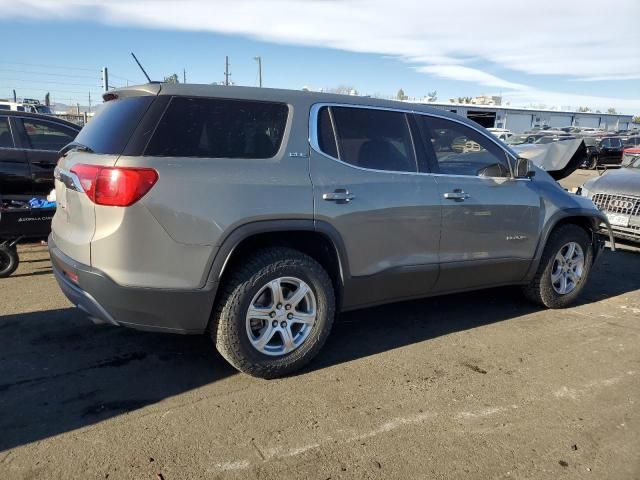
[0,77,100,87]
[0,68,98,79]
[0,61,97,72]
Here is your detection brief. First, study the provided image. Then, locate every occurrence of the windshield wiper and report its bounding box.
[59,142,94,157]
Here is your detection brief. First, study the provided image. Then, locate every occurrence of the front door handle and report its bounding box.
[443,190,471,200]
[323,189,355,203]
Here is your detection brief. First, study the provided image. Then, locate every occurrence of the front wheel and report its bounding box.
[212,248,335,378]
[588,155,599,170]
[522,225,593,308]
[0,244,19,278]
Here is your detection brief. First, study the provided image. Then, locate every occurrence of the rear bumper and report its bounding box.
[48,235,218,334]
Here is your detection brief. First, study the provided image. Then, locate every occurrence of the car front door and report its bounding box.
[0,116,31,201]
[309,104,442,309]
[414,113,542,293]
[14,117,78,196]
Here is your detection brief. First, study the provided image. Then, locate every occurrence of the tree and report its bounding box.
[426,90,437,102]
[607,107,617,114]
[163,73,180,84]
[577,106,591,112]
[396,89,407,101]
[633,116,640,124]
[326,85,359,96]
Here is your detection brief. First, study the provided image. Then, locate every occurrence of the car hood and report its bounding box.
[584,168,640,197]
[512,139,586,180]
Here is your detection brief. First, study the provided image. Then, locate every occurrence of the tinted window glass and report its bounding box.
[600,138,610,148]
[330,107,416,172]
[609,138,622,148]
[20,119,77,151]
[73,96,154,154]
[317,107,338,158]
[146,97,288,159]
[418,116,511,177]
[0,118,13,147]
[0,105,9,110]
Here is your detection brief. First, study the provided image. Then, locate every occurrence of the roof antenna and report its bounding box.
[131,52,152,83]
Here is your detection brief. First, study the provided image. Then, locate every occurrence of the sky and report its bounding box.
[0,0,638,114]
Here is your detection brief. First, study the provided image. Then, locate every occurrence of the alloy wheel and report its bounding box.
[245,276,317,356]
[551,242,585,295]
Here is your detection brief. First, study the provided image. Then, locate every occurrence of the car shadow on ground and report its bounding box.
[0,248,638,452]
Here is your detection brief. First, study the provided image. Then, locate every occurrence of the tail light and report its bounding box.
[70,164,158,207]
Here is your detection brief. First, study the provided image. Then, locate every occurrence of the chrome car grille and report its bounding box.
[592,193,640,217]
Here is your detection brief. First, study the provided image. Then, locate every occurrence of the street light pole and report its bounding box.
[254,56,262,88]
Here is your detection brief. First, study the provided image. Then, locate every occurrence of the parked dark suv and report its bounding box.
[0,110,80,201]
[50,84,613,378]
[582,136,624,169]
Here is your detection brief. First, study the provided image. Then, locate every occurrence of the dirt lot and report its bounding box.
[1,171,639,480]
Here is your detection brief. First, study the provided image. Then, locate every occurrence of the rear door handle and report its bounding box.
[443,190,470,200]
[323,189,355,203]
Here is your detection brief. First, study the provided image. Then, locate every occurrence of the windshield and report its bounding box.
[621,152,640,168]
[35,105,52,114]
[506,134,530,145]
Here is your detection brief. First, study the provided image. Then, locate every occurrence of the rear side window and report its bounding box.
[326,106,417,173]
[145,97,288,159]
[73,96,154,154]
[0,117,13,147]
[317,107,338,158]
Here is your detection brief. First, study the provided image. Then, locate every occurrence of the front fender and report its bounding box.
[523,208,615,282]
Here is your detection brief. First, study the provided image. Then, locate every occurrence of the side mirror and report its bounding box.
[515,157,536,178]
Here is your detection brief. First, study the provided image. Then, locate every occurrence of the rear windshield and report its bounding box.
[73,96,154,154]
[145,97,288,159]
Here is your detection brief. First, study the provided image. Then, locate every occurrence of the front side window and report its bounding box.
[146,97,288,159]
[322,106,417,173]
[417,116,511,177]
[20,119,77,151]
[0,117,13,147]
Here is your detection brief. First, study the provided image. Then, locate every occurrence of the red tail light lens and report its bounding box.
[70,164,158,207]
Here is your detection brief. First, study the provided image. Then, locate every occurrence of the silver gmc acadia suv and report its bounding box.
[50,84,613,378]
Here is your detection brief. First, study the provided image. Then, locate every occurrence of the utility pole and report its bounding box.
[88,91,92,113]
[101,67,109,92]
[224,56,230,86]
[183,68,186,84]
[254,56,262,87]
[12,90,16,102]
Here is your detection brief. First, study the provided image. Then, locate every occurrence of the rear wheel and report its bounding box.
[0,245,19,278]
[212,248,335,378]
[588,154,599,170]
[522,225,593,308]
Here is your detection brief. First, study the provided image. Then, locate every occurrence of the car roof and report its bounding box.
[0,109,81,130]
[110,82,469,122]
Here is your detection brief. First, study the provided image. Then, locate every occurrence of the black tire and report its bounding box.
[0,245,19,278]
[212,247,335,379]
[522,224,593,308]
[588,155,599,170]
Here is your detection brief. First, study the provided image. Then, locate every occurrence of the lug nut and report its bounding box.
[270,312,276,318]
[285,304,291,310]
[277,303,283,309]
[272,320,278,327]
[280,321,287,328]
[287,313,293,319]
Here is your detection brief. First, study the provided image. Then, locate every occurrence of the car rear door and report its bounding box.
[309,104,441,309]
[0,116,31,201]
[14,117,78,196]
[414,113,542,293]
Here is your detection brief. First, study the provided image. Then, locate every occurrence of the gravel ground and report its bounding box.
[0,170,639,480]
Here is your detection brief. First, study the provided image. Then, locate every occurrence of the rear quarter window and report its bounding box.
[145,97,289,159]
[73,96,154,154]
